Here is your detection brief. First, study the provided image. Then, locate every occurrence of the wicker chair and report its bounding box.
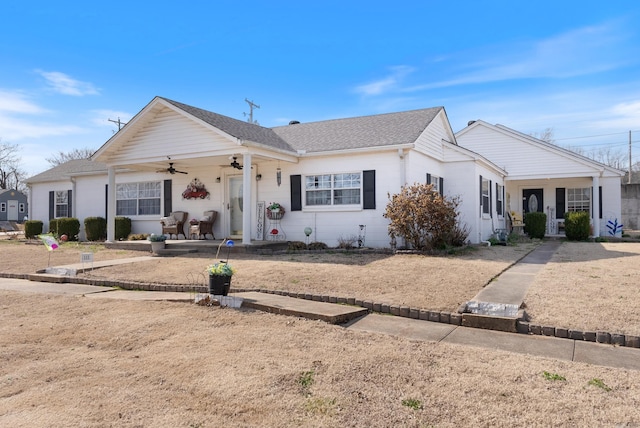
[160,211,188,239]
[190,210,217,240]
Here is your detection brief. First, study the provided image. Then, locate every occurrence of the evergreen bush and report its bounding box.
[84,216,107,241]
[115,216,132,241]
[24,220,43,239]
[523,212,547,239]
[49,217,80,241]
[564,211,590,241]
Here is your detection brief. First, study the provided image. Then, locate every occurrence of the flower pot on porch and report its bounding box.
[209,275,232,296]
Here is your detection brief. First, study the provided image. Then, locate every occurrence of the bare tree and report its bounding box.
[530,127,555,144]
[0,139,27,190]
[46,147,95,167]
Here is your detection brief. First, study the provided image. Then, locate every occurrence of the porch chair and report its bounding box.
[160,211,188,239]
[190,210,217,240]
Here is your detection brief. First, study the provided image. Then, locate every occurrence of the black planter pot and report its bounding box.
[209,275,232,295]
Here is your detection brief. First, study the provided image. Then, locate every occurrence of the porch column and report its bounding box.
[106,166,116,242]
[242,153,252,245]
[592,174,600,237]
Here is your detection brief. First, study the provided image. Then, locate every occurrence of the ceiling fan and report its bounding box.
[157,162,188,175]
[230,156,243,170]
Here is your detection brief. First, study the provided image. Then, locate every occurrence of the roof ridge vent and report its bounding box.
[289,120,300,125]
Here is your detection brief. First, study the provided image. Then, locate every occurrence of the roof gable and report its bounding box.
[456,120,625,178]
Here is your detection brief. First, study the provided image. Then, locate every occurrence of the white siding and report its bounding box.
[109,107,237,164]
[458,126,601,178]
[413,111,448,161]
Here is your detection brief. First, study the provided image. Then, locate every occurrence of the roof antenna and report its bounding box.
[243,98,260,124]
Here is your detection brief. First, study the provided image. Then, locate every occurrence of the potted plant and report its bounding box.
[147,233,167,253]
[266,202,285,220]
[207,239,236,295]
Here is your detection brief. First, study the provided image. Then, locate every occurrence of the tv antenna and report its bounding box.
[243,98,260,124]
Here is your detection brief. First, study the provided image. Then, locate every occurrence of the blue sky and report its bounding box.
[2,1,640,177]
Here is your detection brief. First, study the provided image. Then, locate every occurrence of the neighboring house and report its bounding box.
[456,121,625,238]
[25,97,623,247]
[0,189,28,222]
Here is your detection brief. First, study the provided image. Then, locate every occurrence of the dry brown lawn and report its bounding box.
[1,239,640,426]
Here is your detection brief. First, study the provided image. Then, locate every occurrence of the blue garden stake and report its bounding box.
[224,239,234,263]
[606,219,623,236]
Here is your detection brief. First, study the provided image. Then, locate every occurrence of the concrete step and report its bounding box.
[234,291,368,324]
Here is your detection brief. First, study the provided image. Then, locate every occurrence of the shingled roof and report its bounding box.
[161,98,295,152]
[271,107,444,153]
[25,159,107,184]
[164,98,443,154]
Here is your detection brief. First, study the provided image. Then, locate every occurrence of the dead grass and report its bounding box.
[1,291,639,427]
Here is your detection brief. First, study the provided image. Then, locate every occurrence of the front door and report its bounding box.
[227,176,243,239]
[7,200,18,221]
[522,189,543,214]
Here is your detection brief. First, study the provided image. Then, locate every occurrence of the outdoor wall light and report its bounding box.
[256,174,262,181]
[216,177,221,183]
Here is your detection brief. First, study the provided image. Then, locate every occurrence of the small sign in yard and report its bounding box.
[81,252,94,271]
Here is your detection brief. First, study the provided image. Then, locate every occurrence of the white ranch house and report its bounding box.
[25,97,624,246]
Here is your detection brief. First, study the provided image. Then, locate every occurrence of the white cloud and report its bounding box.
[0,90,46,114]
[403,21,632,92]
[36,70,100,96]
[354,66,415,96]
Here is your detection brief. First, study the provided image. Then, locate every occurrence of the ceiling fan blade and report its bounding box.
[176,170,188,174]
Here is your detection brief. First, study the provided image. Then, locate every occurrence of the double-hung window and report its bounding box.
[496,184,504,217]
[55,191,69,217]
[481,177,490,215]
[305,173,361,206]
[567,188,590,213]
[116,181,161,216]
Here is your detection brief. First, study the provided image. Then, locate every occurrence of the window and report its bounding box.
[0,202,5,212]
[496,184,504,216]
[305,173,361,206]
[567,188,590,213]
[429,174,440,193]
[116,181,161,216]
[19,203,25,213]
[481,177,490,215]
[55,191,69,217]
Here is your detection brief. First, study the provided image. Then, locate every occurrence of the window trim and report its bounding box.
[116,181,162,216]
[303,172,363,210]
[481,177,490,217]
[566,187,591,214]
[496,183,504,218]
[55,190,69,218]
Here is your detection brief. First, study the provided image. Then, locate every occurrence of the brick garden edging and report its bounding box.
[3,272,639,350]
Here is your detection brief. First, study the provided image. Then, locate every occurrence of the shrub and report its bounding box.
[307,241,328,250]
[84,216,107,241]
[24,220,43,239]
[49,217,80,241]
[287,241,308,251]
[524,212,547,239]
[564,211,590,241]
[336,235,357,249]
[115,217,131,241]
[383,182,469,251]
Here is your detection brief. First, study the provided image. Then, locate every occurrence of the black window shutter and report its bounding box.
[105,184,108,219]
[489,180,493,218]
[439,177,444,196]
[599,186,602,219]
[163,179,172,216]
[479,175,483,208]
[363,170,376,209]
[67,190,72,218]
[49,191,54,220]
[555,188,565,219]
[426,173,431,184]
[290,175,302,211]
